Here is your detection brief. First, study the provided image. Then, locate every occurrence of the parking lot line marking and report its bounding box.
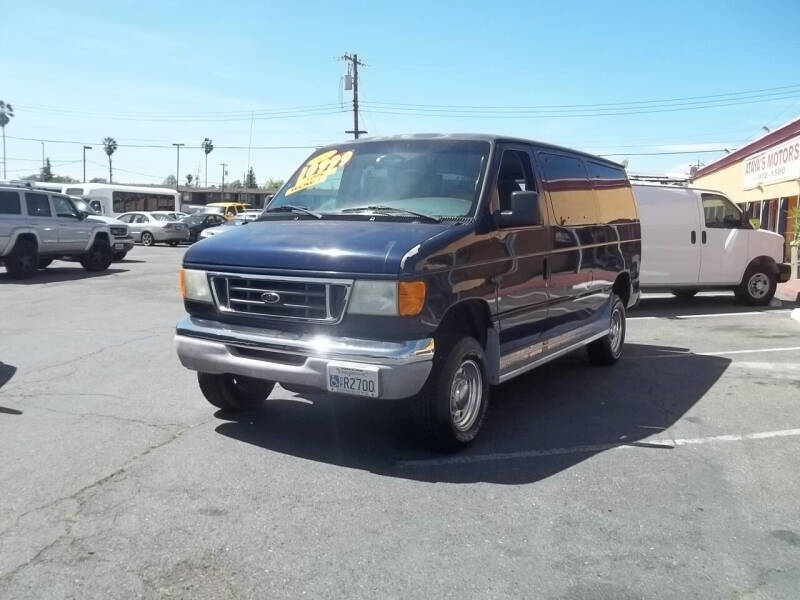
[695,346,800,356]
[395,428,800,469]
[630,310,791,321]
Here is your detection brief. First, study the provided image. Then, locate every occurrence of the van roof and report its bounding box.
[631,182,728,197]
[315,133,626,169]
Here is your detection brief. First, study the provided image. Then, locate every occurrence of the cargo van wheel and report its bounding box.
[671,289,698,299]
[587,295,626,366]
[412,335,489,452]
[197,372,275,411]
[734,266,776,306]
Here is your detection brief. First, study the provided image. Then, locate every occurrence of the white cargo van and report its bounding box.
[634,183,789,305]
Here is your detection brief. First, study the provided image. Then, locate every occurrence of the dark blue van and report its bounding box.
[174,134,641,450]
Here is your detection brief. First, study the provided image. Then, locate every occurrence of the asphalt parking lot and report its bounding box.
[1,246,799,600]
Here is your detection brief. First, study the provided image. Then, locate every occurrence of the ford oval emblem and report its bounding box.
[261,291,281,304]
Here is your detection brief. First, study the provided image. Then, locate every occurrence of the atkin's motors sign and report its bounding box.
[742,134,800,189]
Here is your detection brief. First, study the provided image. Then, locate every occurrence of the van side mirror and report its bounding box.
[495,190,541,228]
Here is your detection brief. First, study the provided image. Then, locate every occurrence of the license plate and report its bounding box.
[326,364,379,398]
[114,243,124,250]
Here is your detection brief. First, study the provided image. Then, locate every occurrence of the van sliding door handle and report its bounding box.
[691,230,696,244]
[701,231,707,244]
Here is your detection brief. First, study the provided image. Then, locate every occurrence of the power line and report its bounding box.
[6,135,322,149]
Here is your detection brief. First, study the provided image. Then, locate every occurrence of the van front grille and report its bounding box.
[209,273,352,323]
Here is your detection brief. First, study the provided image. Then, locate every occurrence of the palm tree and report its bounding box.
[202,138,214,187]
[103,137,117,183]
[0,101,15,179]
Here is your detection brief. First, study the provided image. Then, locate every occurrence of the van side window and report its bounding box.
[496,150,535,212]
[702,194,745,229]
[586,160,636,224]
[539,153,597,226]
[25,193,52,217]
[0,191,21,214]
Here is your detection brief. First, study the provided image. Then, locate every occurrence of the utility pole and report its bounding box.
[82,145,92,182]
[172,143,184,192]
[340,52,367,139]
[41,142,45,171]
[220,162,228,201]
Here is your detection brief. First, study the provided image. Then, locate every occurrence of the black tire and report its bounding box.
[671,289,699,299]
[112,251,128,261]
[4,238,38,279]
[140,231,155,246]
[734,264,777,306]
[197,372,275,411]
[79,240,113,272]
[587,294,626,366]
[167,240,179,247]
[412,335,489,452]
[37,258,53,269]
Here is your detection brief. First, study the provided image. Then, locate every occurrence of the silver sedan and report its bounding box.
[116,211,190,246]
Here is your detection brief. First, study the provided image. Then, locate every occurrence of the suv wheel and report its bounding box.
[587,294,626,366]
[141,232,155,246]
[79,240,113,272]
[37,258,53,269]
[197,372,275,411]
[413,335,489,452]
[4,238,38,279]
[734,265,776,306]
[112,251,128,261]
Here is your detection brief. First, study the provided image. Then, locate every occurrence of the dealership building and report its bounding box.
[692,117,800,261]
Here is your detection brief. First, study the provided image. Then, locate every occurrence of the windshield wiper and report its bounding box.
[264,204,323,219]
[341,205,442,223]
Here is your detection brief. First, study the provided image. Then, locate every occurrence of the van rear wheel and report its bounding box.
[197,372,275,411]
[587,294,626,366]
[734,265,776,306]
[412,335,489,452]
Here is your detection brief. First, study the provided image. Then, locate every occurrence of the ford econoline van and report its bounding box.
[174,135,641,450]
[634,183,789,305]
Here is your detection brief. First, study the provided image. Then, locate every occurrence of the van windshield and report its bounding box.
[268,139,490,218]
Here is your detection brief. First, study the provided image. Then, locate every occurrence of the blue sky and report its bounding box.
[3,0,800,185]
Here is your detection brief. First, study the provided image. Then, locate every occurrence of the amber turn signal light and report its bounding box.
[398,281,426,316]
[179,269,186,298]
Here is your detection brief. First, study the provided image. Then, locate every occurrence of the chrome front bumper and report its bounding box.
[174,316,434,399]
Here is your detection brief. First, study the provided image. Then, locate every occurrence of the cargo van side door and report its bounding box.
[698,193,751,284]
[637,187,702,286]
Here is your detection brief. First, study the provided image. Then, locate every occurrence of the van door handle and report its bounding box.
[691,230,696,244]
[701,231,707,244]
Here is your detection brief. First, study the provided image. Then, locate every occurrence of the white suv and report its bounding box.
[0,186,114,279]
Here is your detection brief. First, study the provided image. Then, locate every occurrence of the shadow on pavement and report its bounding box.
[0,267,128,284]
[214,343,730,484]
[0,362,21,415]
[632,293,786,318]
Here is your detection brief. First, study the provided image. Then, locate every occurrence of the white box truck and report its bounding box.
[634,183,790,305]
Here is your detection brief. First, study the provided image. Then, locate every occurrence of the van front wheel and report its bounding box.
[587,294,626,366]
[412,335,489,452]
[197,372,275,411]
[734,266,776,306]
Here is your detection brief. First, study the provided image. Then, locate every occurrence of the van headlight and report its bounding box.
[347,280,426,316]
[180,269,213,303]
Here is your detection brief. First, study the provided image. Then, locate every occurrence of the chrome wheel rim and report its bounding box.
[142,233,153,246]
[450,359,483,432]
[747,273,770,299]
[609,306,624,355]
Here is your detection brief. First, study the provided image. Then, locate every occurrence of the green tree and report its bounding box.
[246,167,257,188]
[163,174,177,186]
[90,177,107,183]
[0,100,14,179]
[41,158,53,182]
[202,137,213,186]
[186,173,193,186]
[264,178,284,190]
[229,179,242,189]
[103,137,117,183]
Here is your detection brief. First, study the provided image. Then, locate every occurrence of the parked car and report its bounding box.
[202,202,251,220]
[634,183,790,305]
[0,186,114,278]
[115,211,190,246]
[69,197,134,260]
[199,214,258,239]
[173,134,641,450]
[181,212,228,242]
